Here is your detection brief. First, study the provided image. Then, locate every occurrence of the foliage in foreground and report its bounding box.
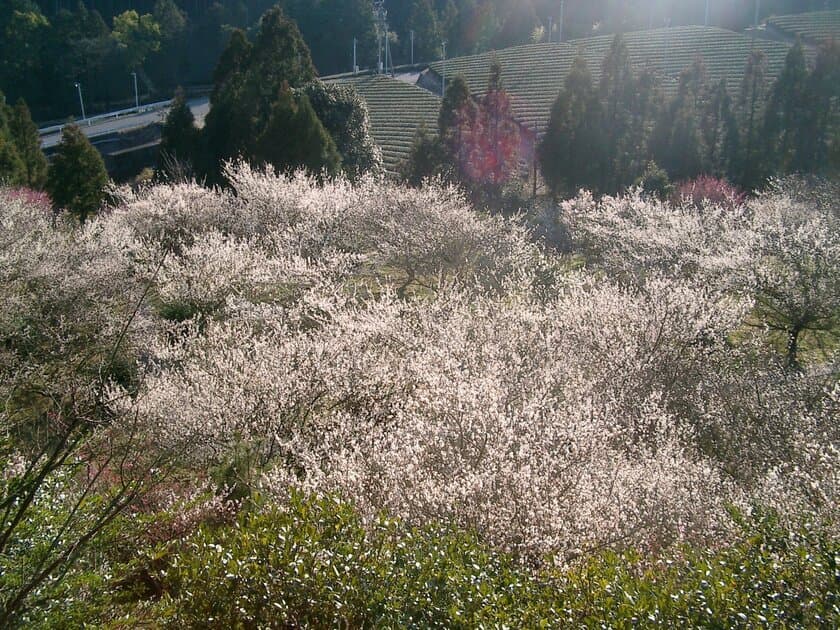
[117,496,837,628]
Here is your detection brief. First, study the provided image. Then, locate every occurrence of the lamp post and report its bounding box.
[131,71,139,109]
[74,82,87,124]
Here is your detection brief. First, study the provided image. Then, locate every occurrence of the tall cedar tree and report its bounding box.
[0,92,26,186]
[202,29,253,179]
[9,98,47,188]
[46,124,109,223]
[538,55,603,197]
[0,136,25,186]
[737,49,770,189]
[438,75,477,181]
[652,57,709,181]
[763,39,809,174]
[255,83,341,177]
[598,34,640,193]
[797,39,840,173]
[158,87,199,179]
[202,9,316,181]
[702,79,740,178]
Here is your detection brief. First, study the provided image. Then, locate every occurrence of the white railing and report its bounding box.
[39,99,173,136]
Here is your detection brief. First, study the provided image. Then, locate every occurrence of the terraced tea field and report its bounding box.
[327,74,440,173]
[767,10,840,44]
[325,23,813,175]
[428,26,794,131]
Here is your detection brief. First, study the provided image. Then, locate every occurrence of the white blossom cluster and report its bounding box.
[2,169,836,561]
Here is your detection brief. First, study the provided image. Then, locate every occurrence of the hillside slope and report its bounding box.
[428,26,794,131]
[766,10,840,44]
[326,74,440,173]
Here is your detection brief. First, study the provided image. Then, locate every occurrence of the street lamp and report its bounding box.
[131,71,139,109]
[74,82,87,124]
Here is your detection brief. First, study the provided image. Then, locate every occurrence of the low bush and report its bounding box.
[135,496,839,628]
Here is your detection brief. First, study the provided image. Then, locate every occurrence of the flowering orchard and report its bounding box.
[0,169,837,617]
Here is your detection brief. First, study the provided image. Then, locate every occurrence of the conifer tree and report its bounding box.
[409,0,441,62]
[763,39,809,174]
[300,81,383,180]
[400,124,447,186]
[255,83,341,177]
[598,34,639,192]
[538,55,603,197]
[158,87,199,179]
[652,57,709,181]
[8,98,47,188]
[797,39,840,174]
[202,8,319,182]
[438,75,477,180]
[736,49,770,189]
[46,124,109,223]
[211,29,252,103]
[702,79,739,177]
[0,93,25,186]
[0,136,25,186]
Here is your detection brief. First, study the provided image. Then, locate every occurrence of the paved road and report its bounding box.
[40,97,210,149]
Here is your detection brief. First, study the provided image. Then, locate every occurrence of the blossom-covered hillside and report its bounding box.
[1,169,837,625]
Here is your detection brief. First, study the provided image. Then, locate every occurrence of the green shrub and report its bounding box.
[142,497,838,629]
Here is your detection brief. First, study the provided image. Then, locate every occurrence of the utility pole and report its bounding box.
[385,29,392,75]
[558,0,564,43]
[441,40,447,97]
[410,30,414,65]
[131,71,139,109]
[548,16,552,43]
[74,82,87,124]
[353,37,357,73]
[374,0,386,74]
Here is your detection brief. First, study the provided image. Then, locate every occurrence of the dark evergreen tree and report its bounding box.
[409,0,442,63]
[652,57,709,181]
[437,74,477,180]
[46,124,109,223]
[736,49,770,189]
[598,34,640,192]
[701,78,739,177]
[299,81,383,179]
[0,136,26,187]
[255,83,341,177]
[763,39,809,174]
[8,98,47,189]
[245,6,316,120]
[158,87,199,179]
[202,8,317,182]
[538,55,603,197]
[400,124,447,186]
[796,39,840,173]
[0,93,27,186]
